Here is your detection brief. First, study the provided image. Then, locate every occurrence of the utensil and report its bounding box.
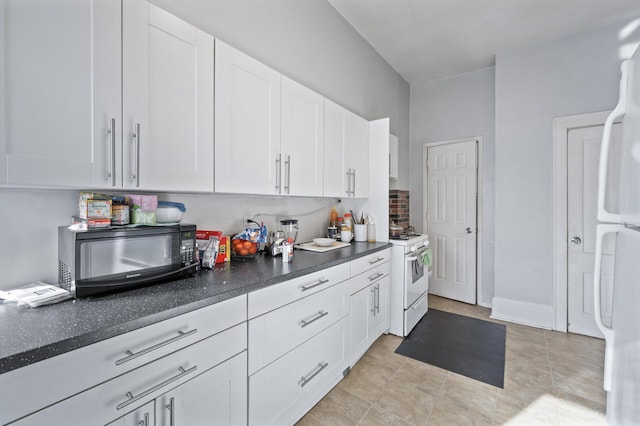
[350,210,359,225]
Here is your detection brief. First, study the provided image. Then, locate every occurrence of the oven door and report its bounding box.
[404,246,429,308]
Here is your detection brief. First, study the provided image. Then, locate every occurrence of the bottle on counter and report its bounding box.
[367,218,376,243]
[282,238,294,263]
[330,205,338,227]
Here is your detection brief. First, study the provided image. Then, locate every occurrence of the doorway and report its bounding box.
[553,111,618,335]
[422,138,482,304]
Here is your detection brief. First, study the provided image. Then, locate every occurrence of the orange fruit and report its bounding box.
[238,248,249,256]
[248,245,257,254]
[243,240,253,249]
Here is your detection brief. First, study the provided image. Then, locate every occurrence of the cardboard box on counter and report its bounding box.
[196,230,230,264]
[78,192,112,219]
[125,194,158,212]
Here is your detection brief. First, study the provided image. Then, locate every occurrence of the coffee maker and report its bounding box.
[267,218,299,256]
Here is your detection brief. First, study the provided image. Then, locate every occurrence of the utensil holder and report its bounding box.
[354,224,367,242]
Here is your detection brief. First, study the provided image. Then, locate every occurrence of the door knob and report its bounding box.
[465,227,473,234]
[571,236,582,245]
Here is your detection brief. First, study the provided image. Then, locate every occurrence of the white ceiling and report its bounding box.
[328,0,640,84]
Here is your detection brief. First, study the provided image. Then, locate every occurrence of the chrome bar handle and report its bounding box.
[132,123,141,187]
[352,169,356,196]
[284,155,291,194]
[115,329,198,365]
[138,412,149,426]
[300,362,328,387]
[300,278,329,292]
[370,286,377,314]
[300,310,329,328]
[368,257,384,265]
[107,118,116,186]
[345,169,352,196]
[368,272,384,282]
[275,154,282,193]
[167,397,175,426]
[116,365,197,410]
[376,283,380,314]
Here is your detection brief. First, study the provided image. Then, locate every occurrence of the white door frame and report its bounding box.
[552,111,611,332]
[422,137,484,306]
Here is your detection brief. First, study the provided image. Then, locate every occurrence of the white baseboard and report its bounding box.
[490,297,554,330]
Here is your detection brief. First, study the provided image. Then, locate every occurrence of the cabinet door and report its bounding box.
[215,40,281,195]
[123,2,214,191]
[323,99,347,197]
[2,0,121,187]
[370,275,391,340]
[344,110,369,198]
[106,401,155,426]
[156,351,247,426]
[281,76,324,196]
[349,283,373,366]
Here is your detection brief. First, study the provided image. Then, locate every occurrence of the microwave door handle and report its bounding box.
[597,61,628,223]
[593,224,621,391]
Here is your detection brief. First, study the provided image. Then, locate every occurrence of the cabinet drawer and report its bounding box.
[350,248,390,277]
[13,323,247,426]
[248,281,348,375]
[248,262,349,318]
[0,295,247,425]
[249,318,348,426]
[349,261,390,295]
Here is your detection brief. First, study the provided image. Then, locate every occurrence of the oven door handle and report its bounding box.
[405,246,430,262]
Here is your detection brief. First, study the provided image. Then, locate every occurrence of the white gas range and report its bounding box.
[389,233,430,336]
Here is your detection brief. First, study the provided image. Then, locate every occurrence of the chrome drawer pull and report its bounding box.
[300,362,328,387]
[300,311,329,328]
[168,397,175,426]
[300,278,329,292]
[368,257,384,265]
[116,329,198,365]
[116,365,197,410]
[368,272,384,281]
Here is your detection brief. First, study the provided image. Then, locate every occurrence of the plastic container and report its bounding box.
[367,221,376,243]
[330,206,338,227]
[156,201,186,223]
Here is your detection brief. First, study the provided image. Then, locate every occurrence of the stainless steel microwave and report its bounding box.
[58,224,197,297]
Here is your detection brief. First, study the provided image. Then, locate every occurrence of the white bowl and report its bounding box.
[313,238,336,247]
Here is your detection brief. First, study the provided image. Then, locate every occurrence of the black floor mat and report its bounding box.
[395,308,506,388]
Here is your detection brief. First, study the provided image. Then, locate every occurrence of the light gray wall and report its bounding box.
[410,68,496,306]
[494,20,640,316]
[0,0,410,290]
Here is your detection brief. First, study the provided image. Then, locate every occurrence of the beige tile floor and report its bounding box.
[297,294,607,425]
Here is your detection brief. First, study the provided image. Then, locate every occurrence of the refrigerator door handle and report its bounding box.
[593,224,623,391]
[597,61,629,223]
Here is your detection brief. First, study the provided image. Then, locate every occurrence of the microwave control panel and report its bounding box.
[180,229,196,266]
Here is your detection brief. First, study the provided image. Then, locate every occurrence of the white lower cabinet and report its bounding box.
[154,352,247,426]
[12,324,247,426]
[349,260,391,366]
[249,318,349,426]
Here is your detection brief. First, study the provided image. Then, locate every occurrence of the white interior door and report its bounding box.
[567,124,620,337]
[426,140,477,304]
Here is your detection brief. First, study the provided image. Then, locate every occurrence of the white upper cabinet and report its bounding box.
[123,2,214,191]
[389,133,399,180]
[215,39,281,195]
[323,100,369,198]
[281,76,325,196]
[1,0,122,187]
[1,0,213,191]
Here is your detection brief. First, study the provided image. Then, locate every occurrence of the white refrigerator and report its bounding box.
[594,45,640,425]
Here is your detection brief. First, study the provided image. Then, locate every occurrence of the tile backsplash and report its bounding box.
[389,189,410,228]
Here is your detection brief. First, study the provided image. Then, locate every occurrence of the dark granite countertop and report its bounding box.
[0,242,391,375]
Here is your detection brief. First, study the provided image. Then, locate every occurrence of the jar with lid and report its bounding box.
[343,213,352,232]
